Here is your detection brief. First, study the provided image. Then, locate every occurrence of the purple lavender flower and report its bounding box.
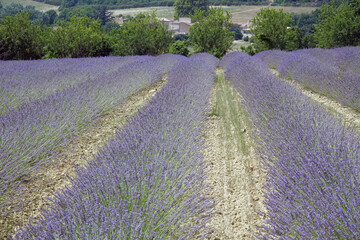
[14,57,216,239]
[224,53,360,239]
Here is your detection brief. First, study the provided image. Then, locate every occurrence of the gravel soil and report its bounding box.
[203,70,265,239]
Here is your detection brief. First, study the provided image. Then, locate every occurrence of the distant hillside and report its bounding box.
[31,0,269,9]
[272,0,330,7]
[30,0,328,9]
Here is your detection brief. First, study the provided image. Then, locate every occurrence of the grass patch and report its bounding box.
[213,68,251,157]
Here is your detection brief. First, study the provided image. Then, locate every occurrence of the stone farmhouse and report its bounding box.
[161,17,192,35]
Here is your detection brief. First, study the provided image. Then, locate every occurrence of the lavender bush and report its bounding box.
[294,47,360,74]
[190,52,219,68]
[253,49,289,69]
[219,51,248,69]
[0,56,139,114]
[223,53,360,239]
[15,57,216,239]
[1,55,183,215]
[278,51,360,112]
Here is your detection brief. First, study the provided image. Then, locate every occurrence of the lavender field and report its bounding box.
[1,49,360,239]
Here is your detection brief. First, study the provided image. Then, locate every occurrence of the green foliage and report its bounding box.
[283,26,303,50]
[61,0,78,9]
[230,24,243,40]
[174,33,189,41]
[44,16,111,58]
[33,0,62,5]
[110,12,172,56]
[189,7,233,58]
[291,9,320,34]
[273,0,330,6]
[314,0,360,48]
[60,0,176,9]
[45,10,58,25]
[240,45,256,55]
[0,12,48,60]
[251,8,303,52]
[102,21,120,32]
[57,5,111,25]
[169,40,189,56]
[57,0,268,8]
[0,3,56,25]
[174,0,208,18]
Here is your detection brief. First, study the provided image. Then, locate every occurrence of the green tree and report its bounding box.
[314,0,360,48]
[189,7,233,58]
[174,0,208,18]
[57,6,112,25]
[45,10,58,25]
[0,3,52,25]
[110,12,172,56]
[251,8,294,51]
[95,6,112,25]
[230,24,243,40]
[61,0,78,9]
[44,16,111,58]
[0,12,48,60]
[169,40,190,56]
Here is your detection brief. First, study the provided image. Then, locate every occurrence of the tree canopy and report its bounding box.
[251,8,302,51]
[314,0,360,48]
[44,16,111,58]
[0,12,48,60]
[110,12,173,56]
[0,3,57,25]
[189,7,233,58]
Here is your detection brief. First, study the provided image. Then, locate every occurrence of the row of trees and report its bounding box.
[249,0,360,53]
[0,8,234,60]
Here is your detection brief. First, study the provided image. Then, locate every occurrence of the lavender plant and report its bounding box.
[278,51,360,112]
[15,58,216,239]
[190,52,219,68]
[219,51,248,69]
[0,56,139,114]
[223,53,360,239]
[294,47,360,74]
[253,49,289,69]
[1,55,182,216]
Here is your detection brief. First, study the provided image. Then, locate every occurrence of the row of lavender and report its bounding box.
[0,56,138,114]
[223,52,360,239]
[0,55,183,215]
[255,47,360,112]
[14,55,217,239]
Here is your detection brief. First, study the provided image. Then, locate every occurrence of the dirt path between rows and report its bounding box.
[271,69,360,132]
[1,79,166,238]
[203,69,265,239]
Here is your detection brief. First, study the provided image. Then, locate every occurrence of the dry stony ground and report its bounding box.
[1,79,166,238]
[203,69,266,239]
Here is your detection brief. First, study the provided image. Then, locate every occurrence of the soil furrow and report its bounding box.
[1,79,166,238]
[271,69,360,131]
[203,69,265,239]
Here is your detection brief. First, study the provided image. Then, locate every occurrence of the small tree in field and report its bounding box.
[251,8,293,52]
[189,7,233,58]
